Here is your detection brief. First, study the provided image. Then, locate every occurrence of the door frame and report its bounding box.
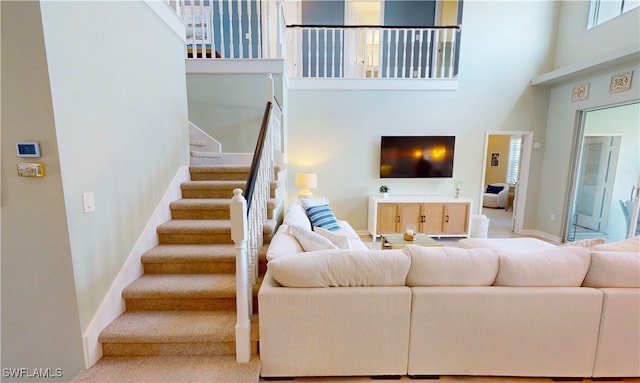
[480,130,534,234]
[563,101,640,242]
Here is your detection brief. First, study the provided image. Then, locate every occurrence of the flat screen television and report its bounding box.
[380,136,455,178]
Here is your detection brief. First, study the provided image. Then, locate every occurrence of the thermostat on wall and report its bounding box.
[16,142,41,158]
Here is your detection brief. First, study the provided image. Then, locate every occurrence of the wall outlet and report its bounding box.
[550,213,555,221]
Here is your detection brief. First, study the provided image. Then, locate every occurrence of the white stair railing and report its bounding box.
[230,75,282,363]
[177,0,269,59]
[286,24,460,79]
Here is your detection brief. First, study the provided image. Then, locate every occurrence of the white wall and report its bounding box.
[38,1,190,333]
[2,2,189,377]
[286,1,558,231]
[538,62,640,239]
[554,2,640,68]
[186,74,283,153]
[534,1,640,239]
[1,1,85,378]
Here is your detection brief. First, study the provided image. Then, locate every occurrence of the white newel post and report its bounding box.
[231,188,251,363]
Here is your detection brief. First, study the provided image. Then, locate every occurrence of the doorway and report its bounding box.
[480,131,533,235]
[564,102,640,242]
[344,0,383,77]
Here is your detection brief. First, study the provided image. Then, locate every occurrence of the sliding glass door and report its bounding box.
[565,102,640,242]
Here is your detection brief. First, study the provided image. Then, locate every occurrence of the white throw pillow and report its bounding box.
[592,235,640,252]
[288,225,337,252]
[299,197,330,209]
[283,203,312,230]
[583,251,640,288]
[405,245,499,286]
[268,249,410,287]
[314,226,351,249]
[266,225,304,261]
[494,246,591,287]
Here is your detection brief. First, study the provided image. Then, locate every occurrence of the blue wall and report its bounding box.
[301,0,344,77]
[382,1,437,78]
[207,0,261,58]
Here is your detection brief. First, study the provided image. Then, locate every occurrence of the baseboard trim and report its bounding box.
[518,229,562,244]
[81,166,190,369]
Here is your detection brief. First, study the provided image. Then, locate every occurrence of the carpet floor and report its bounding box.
[71,355,260,383]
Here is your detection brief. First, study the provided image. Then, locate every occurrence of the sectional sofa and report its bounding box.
[258,200,640,379]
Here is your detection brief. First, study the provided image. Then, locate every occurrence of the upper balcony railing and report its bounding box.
[286,24,460,79]
[172,0,461,80]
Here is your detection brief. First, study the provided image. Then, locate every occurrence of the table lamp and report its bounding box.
[295,173,317,199]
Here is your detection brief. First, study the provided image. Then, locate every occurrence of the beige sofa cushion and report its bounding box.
[494,246,591,287]
[457,238,555,253]
[268,249,410,287]
[406,246,499,286]
[592,235,640,252]
[583,251,640,288]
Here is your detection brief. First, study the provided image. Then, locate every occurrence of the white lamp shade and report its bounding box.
[295,173,317,189]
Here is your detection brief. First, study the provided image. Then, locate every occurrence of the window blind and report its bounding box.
[506,136,522,184]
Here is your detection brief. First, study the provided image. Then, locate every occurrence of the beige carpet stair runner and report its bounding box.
[73,165,282,382]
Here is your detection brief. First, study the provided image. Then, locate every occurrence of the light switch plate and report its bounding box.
[83,192,96,213]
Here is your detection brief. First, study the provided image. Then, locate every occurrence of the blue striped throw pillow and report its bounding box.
[306,204,341,231]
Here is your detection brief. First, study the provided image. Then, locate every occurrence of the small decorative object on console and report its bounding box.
[404,229,415,241]
[379,185,389,198]
[454,180,463,198]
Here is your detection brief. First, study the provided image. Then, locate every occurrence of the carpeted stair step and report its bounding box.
[181,180,244,199]
[157,220,231,244]
[189,165,251,181]
[169,198,279,221]
[141,244,236,274]
[70,355,261,383]
[99,310,259,357]
[123,274,236,310]
[170,198,231,220]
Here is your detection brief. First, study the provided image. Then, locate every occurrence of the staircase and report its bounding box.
[78,165,283,382]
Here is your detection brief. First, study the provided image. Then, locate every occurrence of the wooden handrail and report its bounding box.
[243,101,273,216]
[287,24,461,30]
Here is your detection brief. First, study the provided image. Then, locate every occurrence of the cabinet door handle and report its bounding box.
[396,216,400,223]
[445,215,450,223]
[421,215,426,223]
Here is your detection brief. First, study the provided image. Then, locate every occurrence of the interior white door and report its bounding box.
[574,136,621,232]
[344,0,382,77]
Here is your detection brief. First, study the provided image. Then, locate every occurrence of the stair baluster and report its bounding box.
[230,101,274,363]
